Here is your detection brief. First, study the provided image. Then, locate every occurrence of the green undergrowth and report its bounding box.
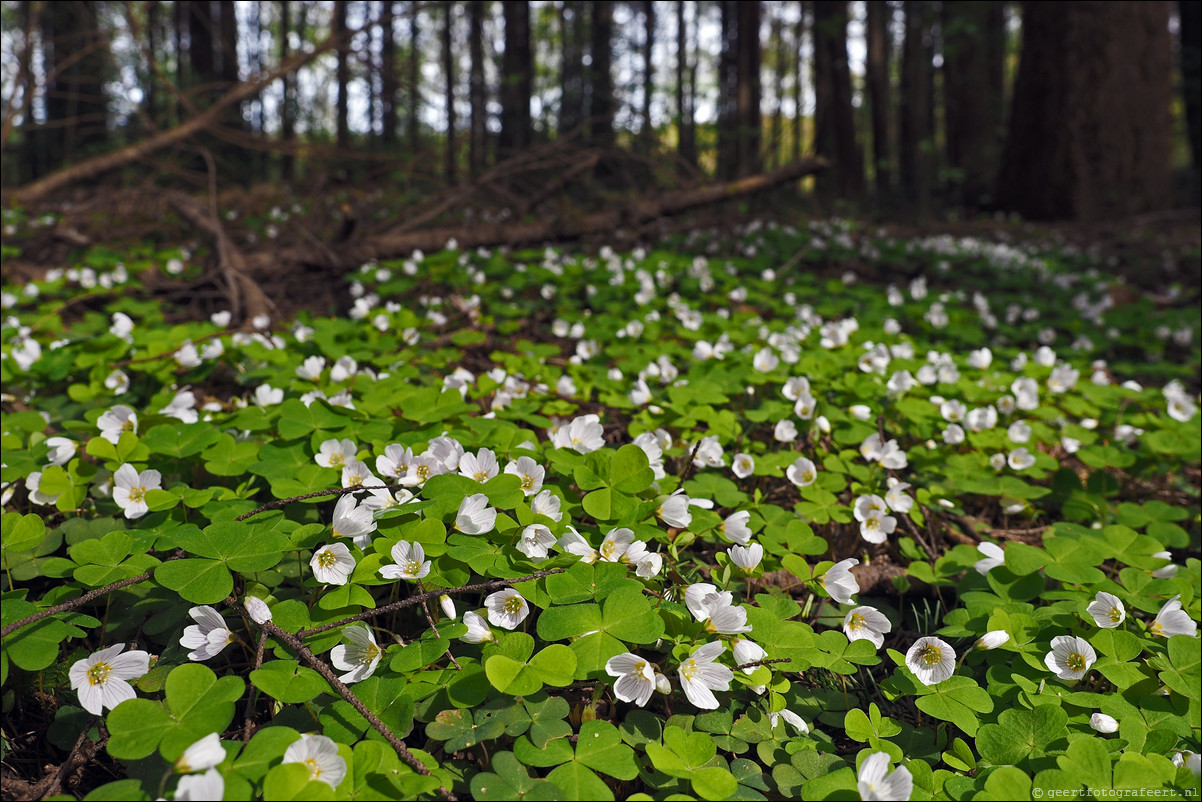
[1,213,1200,800]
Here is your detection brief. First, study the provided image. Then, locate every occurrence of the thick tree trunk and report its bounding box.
[899,0,933,217]
[734,1,762,178]
[813,0,862,200]
[717,1,736,178]
[468,0,486,175]
[1179,0,1201,204]
[443,1,457,181]
[996,2,1173,220]
[334,0,350,149]
[499,1,532,155]
[589,1,615,147]
[942,1,1005,209]
[865,0,891,196]
[559,1,585,136]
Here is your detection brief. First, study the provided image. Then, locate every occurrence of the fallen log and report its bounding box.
[248,156,827,273]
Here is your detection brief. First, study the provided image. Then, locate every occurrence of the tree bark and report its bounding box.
[499,0,532,154]
[641,1,655,144]
[408,1,421,152]
[443,0,457,181]
[865,0,891,196]
[675,0,697,167]
[279,0,295,179]
[899,0,933,217]
[942,1,1005,208]
[996,2,1173,220]
[734,1,762,178]
[589,1,615,147]
[770,7,784,170]
[468,0,487,174]
[559,1,585,136]
[793,1,804,163]
[334,0,350,149]
[813,0,862,200]
[1179,0,1201,204]
[381,1,398,146]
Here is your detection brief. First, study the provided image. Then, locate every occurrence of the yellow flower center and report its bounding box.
[680,659,698,681]
[1108,607,1122,623]
[416,465,430,481]
[504,596,523,614]
[520,475,532,489]
[347,475,363,487]
[473,470,489,482]
[304,758,322,780]
[922,645,943,666]
[87,661,113,686]
[848,614,865,631]
[1066,652,1086,671]
[329,454,345,467]
[405,560,423,575]
[317,550,337,567]
[122,420,135,432]
[129,486,146,503]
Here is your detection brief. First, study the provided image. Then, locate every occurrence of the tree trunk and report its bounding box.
[1179,0,1201,204]
[279,0,295,179]
[769,7,784,169]
[942,1,1005,209]
[641,1,655,144]
[499,0,532,155]
[188,1,217,100]
[408,1,421,152]
[899,0,933,217]
[381,1,398,146]
[734,1,762,178]
[559,1,585,137]
[334,0,350,149]
[996,2,1173,220]
[444,1,457,181]
[716,1,736,178]
[469,0,487,175]
[589,0,614,147]
[865,0,891,196]
[675,1,697,167]
[793,1,804,163]
[813,0,862,200]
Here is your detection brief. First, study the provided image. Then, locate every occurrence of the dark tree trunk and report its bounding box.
[382,1,398,146]
[216,0,246,153]
[641,1,655,144]
[675,0,697,167]
[716,1,737,178]
[334,0,350,149]
[188,0,217,99]
[444,0,457,181]
[866,0,891,196]
[408,1,422,152]
[793,1,804,163]
[813,0,862,199]
[589,0,615,147]
[559,1,585,136]
[174,0,186,122]
[996,2,1173,220]
[734,1,762,178]
[469,0,487,174]
[499,0,532,154]
[1179,0,1201,204]
[145,1,161,127]
[279,0,296,179]
[770,7,784,169]
[942,1,1005,209]
[899,0,933,216]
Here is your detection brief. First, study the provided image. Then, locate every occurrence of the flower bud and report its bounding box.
[1089,713,1119,734]
[976,630,1009,650]
[244,596,272,624]
[654,673,672,695]
[439,594,457,620]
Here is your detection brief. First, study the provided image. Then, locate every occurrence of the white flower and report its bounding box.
[112,463,162,520]
[859,511,896,544]
[677,641,733,710]
[906,637,956,686]
[728,543,763,573]
[1086,592,1126,629]
[774,419,798,442]
[606,653,659,707]
[974,542,1004,574]
[1167,396,1198,422]
[1151,551,1178,579]
[692,435,726,468]
[104,369,130,395]
[175,733,226,773]
[658,493,693,528]
[940,400,966,423]
[1007,448,1035,470]
[785,456,817,487]
[884,481,913,514]
[1012,377,1040,410]
[857,751,913,801]
[254,384,283,407]
[720,510,753,545]
[310,543,355,585]
[175,768,224,801]
[551,413,606,453]
[696,592,753,635]
[822,558,860,604]
[330,495,376,548]
[1150,595,1198,638]
[516,524,557,560]
[440,595,457,619]
[330,356,358,382]
[68,643,150,716]
[632,550,663,579]
[485,589,530,630]
[179,606,234,662]
[504,456,545,495]
[771,709,810,735]
[558,527,599,563]
[1172,751,1202,777]
[732,639,767,673]
[316,438,358,468]
[976,631,1009,650]
[732,453,755,479]
[1044,635,1097,681]
[850,404,873,421]
[282,734,346,789]
[1090,713,1119,734]
[753,348,780,373]
[379,540,430,582]
[459,448,500,483]
[98,404,138,445]
[44,436,77,466]
[23,471,59,506]
[461,610,495,643]
[599,528,636,562]
[844,606,891,649]
[341,460,380,489]
[455,493,497,534]
[244,596,272,624]
[330,625,383,683]
[1007,420,1032,444]
[793,391,817,419]
[782,377,810,401]
[860,434,908,470]
[943,423,966,445]
[966,406,998,432]
[530,489,563,521]
[296,355,326,380]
